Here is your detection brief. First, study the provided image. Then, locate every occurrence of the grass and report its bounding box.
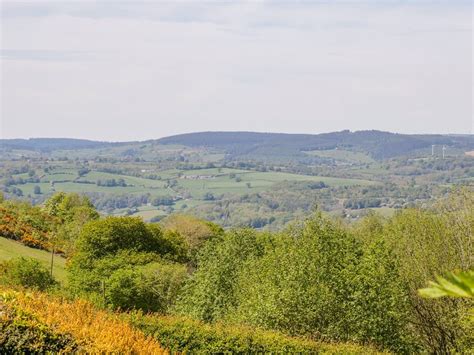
[368,206,397,217]
[10,165,377,218]
[111,205,168,221]
[0,237,67,284]
[41,170,78,183]
[304,149,375,164]
[79,171,166,189]
[179,169,376,199]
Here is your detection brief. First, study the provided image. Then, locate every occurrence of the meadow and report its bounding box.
[304,148,376,164]
[9,164,378,220]
[0,237,66,283]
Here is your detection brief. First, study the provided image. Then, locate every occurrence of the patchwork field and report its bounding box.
[10,166,376,202]
[304,149,375,164]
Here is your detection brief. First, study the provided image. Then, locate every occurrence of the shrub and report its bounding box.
[0,298,78,352]
[176,214,415,352]
[160,214,224,264]
[129,313,379,354]
[355,189,474,353]
[104,262,187,312]
[1,288,166,354]
[0,257,56,291]
[174,228,269,322]
[76,217,162,260]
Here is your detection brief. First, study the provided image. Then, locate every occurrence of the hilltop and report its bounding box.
[2,130,473,161]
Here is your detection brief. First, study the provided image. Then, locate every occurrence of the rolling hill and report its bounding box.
[157,130,474,160]
[2,130,472,161]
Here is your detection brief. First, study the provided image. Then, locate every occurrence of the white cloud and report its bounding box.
[1,1,472,140]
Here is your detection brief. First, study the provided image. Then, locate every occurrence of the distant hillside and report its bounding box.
[1,131,473,161]
[157,130,474,160]
[0,138,113,152]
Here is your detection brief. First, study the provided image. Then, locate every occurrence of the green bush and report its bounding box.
[137,262,188,313]
[0,257,56,291]
[174,228,269,322]
[76,217,163,260]
[176,214,415,352]
[128,313,377,354]
[354,189,474,353]
[67,216,190,311]
[104,262,187,312]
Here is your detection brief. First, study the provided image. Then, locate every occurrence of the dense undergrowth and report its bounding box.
[0,188,472,353]
[0,288,165,353]
[128,312,382,354]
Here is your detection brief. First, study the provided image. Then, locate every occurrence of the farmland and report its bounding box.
[1,132,473,228]
[0,237,67,283]
[304,148,376,164]
[4,162,378,224]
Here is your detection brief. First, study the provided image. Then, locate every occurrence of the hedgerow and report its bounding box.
[129,313,382,354]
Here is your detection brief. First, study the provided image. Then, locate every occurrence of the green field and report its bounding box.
[8,165,378,224]
[304,149,375,164]
[178,169,376,199]
[0,237,67,283]
[12,166,376,201]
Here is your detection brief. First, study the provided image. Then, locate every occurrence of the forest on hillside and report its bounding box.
[0,188,472,353]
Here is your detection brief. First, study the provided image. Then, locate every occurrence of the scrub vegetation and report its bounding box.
[0,187,472,353]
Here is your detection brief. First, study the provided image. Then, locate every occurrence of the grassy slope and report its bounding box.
[0,237,67,283]
[304,149,376,164]
[13,167,377,200]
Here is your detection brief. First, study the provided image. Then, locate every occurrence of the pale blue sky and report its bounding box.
[1,1,472,141]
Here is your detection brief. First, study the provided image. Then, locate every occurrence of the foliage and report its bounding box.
[175,214,415,352]
[44,192,98,222]
[0,257,56,291]
[230,214,414,352]
[129,313,381,354]
[0,288,165,353]
[0,298,78,353]
[354,188,474,353]
[44,192,100,255]
[174,228,268,322]
[148,224,189,263]
[419,270,474,299]
[68,216,189,312]
[160,214,223,263]
[0,188,472,353]
[0,201,54,250]
[0,193,99,256]
[104,262,187,312]
[75,216,164,260]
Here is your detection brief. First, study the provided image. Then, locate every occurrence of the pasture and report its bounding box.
[0,237,67,283]
[304,149,375,164]
[8,165,377,219]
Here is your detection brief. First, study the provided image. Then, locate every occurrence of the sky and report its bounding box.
[0,0,472,141]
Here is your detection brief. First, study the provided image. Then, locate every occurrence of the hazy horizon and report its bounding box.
[2,128,474,144]
[1,1,473,141]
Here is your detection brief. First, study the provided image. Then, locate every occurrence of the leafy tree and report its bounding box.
[175,229,268,322]
[355,188,474,353]
[75,217,163,260]
[177,213,415,351]
[67,216,189,312]
[43,192,99,255]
